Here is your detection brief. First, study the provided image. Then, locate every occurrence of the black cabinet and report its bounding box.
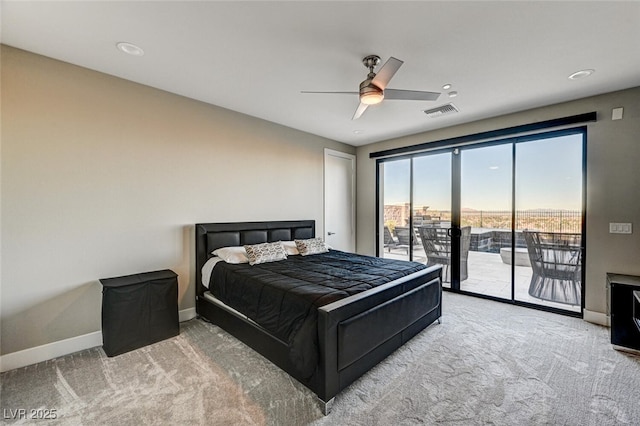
[99,269,179,357]
[607,273,640,353]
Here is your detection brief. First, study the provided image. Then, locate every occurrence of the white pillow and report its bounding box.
[201,256,225,288]
[212,246,249,264]
[244,242,288,266]
[281,240,300,256]
[295,238,329,256]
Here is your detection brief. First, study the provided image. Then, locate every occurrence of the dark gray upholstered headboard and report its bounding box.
[195,220,315,297]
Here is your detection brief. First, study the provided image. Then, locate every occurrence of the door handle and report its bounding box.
[447,228,461,238]
[327,232,336,236]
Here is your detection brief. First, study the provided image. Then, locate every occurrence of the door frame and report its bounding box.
[324,148,356,251]
[375,127,587,317]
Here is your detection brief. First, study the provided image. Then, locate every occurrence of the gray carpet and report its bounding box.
[2,292,639,425]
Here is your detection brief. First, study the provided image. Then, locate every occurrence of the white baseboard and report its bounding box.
[179,307,197,322]
[0,330,103,373]
[0,308,198,373]
[583,309,610,327]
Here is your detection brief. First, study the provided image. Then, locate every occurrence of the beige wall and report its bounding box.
[0,46,354,355]
[356,86,640,318]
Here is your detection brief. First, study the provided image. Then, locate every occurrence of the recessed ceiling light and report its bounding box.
[442,83,452,90]
[116,42,144,56]
[568,69,594,80]
[448,91,458,98]
[353,130,364,135]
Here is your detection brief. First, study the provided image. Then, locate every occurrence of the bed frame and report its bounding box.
[195,220,442,414]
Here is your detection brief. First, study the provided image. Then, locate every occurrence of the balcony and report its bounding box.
[384,238,581,313]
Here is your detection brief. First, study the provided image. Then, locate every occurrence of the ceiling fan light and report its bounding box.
[359,79,384,105]
[361,91,384,105]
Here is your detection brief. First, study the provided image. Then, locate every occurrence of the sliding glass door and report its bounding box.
[513,133,584,313]
[381,159,411,262]
[380,154,452,266]
[413,153,452,286]
[377,128,585,315]
[459,144,513,299]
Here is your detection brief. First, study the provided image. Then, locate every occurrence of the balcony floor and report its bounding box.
[383,247,581,313]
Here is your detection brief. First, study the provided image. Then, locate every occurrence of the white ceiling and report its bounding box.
[2,1,639,146]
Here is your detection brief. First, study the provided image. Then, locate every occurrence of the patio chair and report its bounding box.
[418,226,471,282]
[383,226,398,252]
[522,231,582,306]
[392,226,410,254]
[394,226,422,250]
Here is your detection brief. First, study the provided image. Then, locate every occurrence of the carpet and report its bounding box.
[2,292,639,425]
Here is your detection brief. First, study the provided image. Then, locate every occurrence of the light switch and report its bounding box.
[610,222,632,234]
[612,107,624,120]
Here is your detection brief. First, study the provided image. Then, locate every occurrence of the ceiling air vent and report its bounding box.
[423,103,459,118]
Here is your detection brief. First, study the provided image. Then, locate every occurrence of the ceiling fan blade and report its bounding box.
[371,57,403,90]
[384,89,441,101]
[352,103,368,120]
[301,91,358,95]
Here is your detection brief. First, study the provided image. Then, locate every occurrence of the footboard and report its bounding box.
[316,265,442,404]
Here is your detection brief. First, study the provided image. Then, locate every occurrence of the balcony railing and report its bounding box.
[398,209,582,234]
[384,207,582,253]
[463,209,581,233]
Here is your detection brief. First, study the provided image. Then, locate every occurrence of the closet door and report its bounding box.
[324,149,356,252]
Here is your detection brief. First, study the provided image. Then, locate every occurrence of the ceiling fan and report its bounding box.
[301,55,441,120]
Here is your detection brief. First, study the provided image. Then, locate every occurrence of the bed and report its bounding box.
[195,220,442,414]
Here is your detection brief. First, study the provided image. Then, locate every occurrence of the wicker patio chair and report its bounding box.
[522,231,582,305]
[418,226,471,282]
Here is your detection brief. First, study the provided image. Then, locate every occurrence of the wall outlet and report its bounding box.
[609,222,632,234]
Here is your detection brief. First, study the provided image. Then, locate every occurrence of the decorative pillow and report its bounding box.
[244,242,288,266]
[212,246,249,264]
[281,240,300,256]
[295,238,330,256]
